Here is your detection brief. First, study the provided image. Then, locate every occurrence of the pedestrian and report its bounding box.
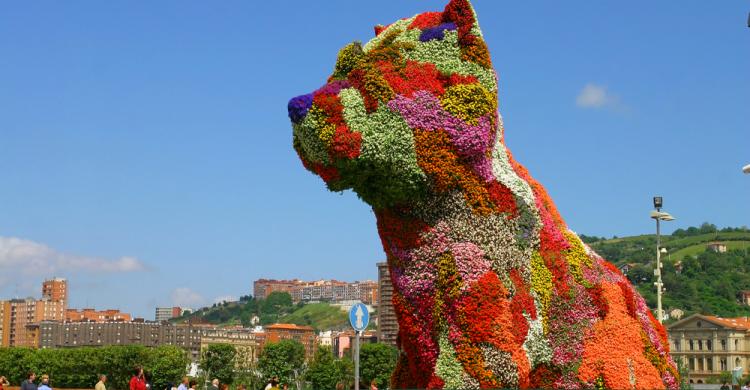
[237,385,246,390]
[96,375,107,390]
[220,385,229,390]
[209,379,219,390]
[742,381,750,390]
[264,377,279,390]
[188,381,197,390]
[129,367,146,390]
[335,383,344,390]
[721,382,730,390]
[0,376,9,390]
[21,372,37,390]
[177,377,189,390]
[369,380,377,390]
[38,375,51,390]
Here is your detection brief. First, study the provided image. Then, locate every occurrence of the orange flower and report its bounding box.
[578,282,665,389]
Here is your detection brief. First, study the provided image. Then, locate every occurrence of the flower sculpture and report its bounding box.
[288,0,678,388]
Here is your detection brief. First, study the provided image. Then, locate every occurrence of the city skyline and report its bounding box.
[1,1,748,318]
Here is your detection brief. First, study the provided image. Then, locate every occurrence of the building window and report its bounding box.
[722,339,727,351]
[689,340,694,351]
[707,358,713,372]
[689,357,695,370]
[736,339,740,350]
[707,340,712,351]
[721,358,728,371]
[698,340,703,350]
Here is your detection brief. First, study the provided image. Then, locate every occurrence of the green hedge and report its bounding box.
[0,345,189,390]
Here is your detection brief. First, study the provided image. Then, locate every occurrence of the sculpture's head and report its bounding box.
[289,0,502,210]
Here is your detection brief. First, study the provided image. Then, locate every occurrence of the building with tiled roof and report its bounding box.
[667,313,750,384]
[262,323,316,359]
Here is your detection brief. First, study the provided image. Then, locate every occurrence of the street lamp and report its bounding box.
[651,196,675,324]
[743,164,750,174]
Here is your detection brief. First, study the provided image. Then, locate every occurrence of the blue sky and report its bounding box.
[1,1,748,318]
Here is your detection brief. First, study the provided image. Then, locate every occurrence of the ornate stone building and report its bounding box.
[668,314,750,384]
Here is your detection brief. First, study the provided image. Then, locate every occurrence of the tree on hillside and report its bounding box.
[360,343,398,389]
[306,346,352,389]
[257,340,306,385]
[200,344,237,384]
[260,292,294,324]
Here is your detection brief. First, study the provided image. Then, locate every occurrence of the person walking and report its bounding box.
[369,380,378,390]
[209,379,219,390]
[177,377,189,390]
[129,367,146,390]
[21,372,37,390]
[188,381,197,390]
[38,375,51,390]
[96,375,107,390]
[0,376,10,390]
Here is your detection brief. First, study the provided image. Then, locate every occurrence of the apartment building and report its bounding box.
[66,308,132,322]
[155,307,186,322]
[377,262,398,347]
[263,323,317,360]
[0,278,68,347]
[253,279,378,305]
[38,320,210,361]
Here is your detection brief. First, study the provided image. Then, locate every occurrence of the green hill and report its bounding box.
[173,292,357,331]
[278,303,349,330]
[585,224,750,320]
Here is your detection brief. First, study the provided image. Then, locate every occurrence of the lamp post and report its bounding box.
[651,196,675,324]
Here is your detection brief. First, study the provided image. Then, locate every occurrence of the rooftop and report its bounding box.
[704,316,750,330]
[265,323,315,331]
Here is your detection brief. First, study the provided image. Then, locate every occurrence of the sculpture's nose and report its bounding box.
[288,93,313,124]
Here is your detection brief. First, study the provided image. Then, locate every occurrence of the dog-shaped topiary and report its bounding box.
[288,1,678,388]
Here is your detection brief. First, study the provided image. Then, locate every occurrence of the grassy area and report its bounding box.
[588,231,750,266]
[278,303,349,331]
[671,240,750,261]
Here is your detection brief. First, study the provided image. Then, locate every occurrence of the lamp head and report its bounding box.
[653,196,663,209]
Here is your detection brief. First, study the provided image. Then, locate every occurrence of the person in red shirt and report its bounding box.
[129,367,146,390]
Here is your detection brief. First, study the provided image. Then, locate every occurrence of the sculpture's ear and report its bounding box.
[442,0,478,42]
[443,0,492,69]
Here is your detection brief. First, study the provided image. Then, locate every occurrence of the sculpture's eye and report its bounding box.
[331,41,365,80]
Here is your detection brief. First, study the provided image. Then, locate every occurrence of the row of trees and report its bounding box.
[200,340,398,390]
[0,338,398,390]
[0,345,188,390]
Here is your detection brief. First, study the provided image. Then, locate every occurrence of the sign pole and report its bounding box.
[355,330,360,390]
[348,302,369,390]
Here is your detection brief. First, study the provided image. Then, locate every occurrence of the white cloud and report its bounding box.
[213,295,238,304]
[171,287,205,308]
[576,83,623,110]
[0,236,146,280]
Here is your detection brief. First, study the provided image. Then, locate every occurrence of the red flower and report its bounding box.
[408,12,444,30]
[329,125,362,160]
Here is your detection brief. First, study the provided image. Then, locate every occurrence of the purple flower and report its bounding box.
[419,22,457,42]
[288,93,313,123]
[388,92,496,181]
[314,79,351,96]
